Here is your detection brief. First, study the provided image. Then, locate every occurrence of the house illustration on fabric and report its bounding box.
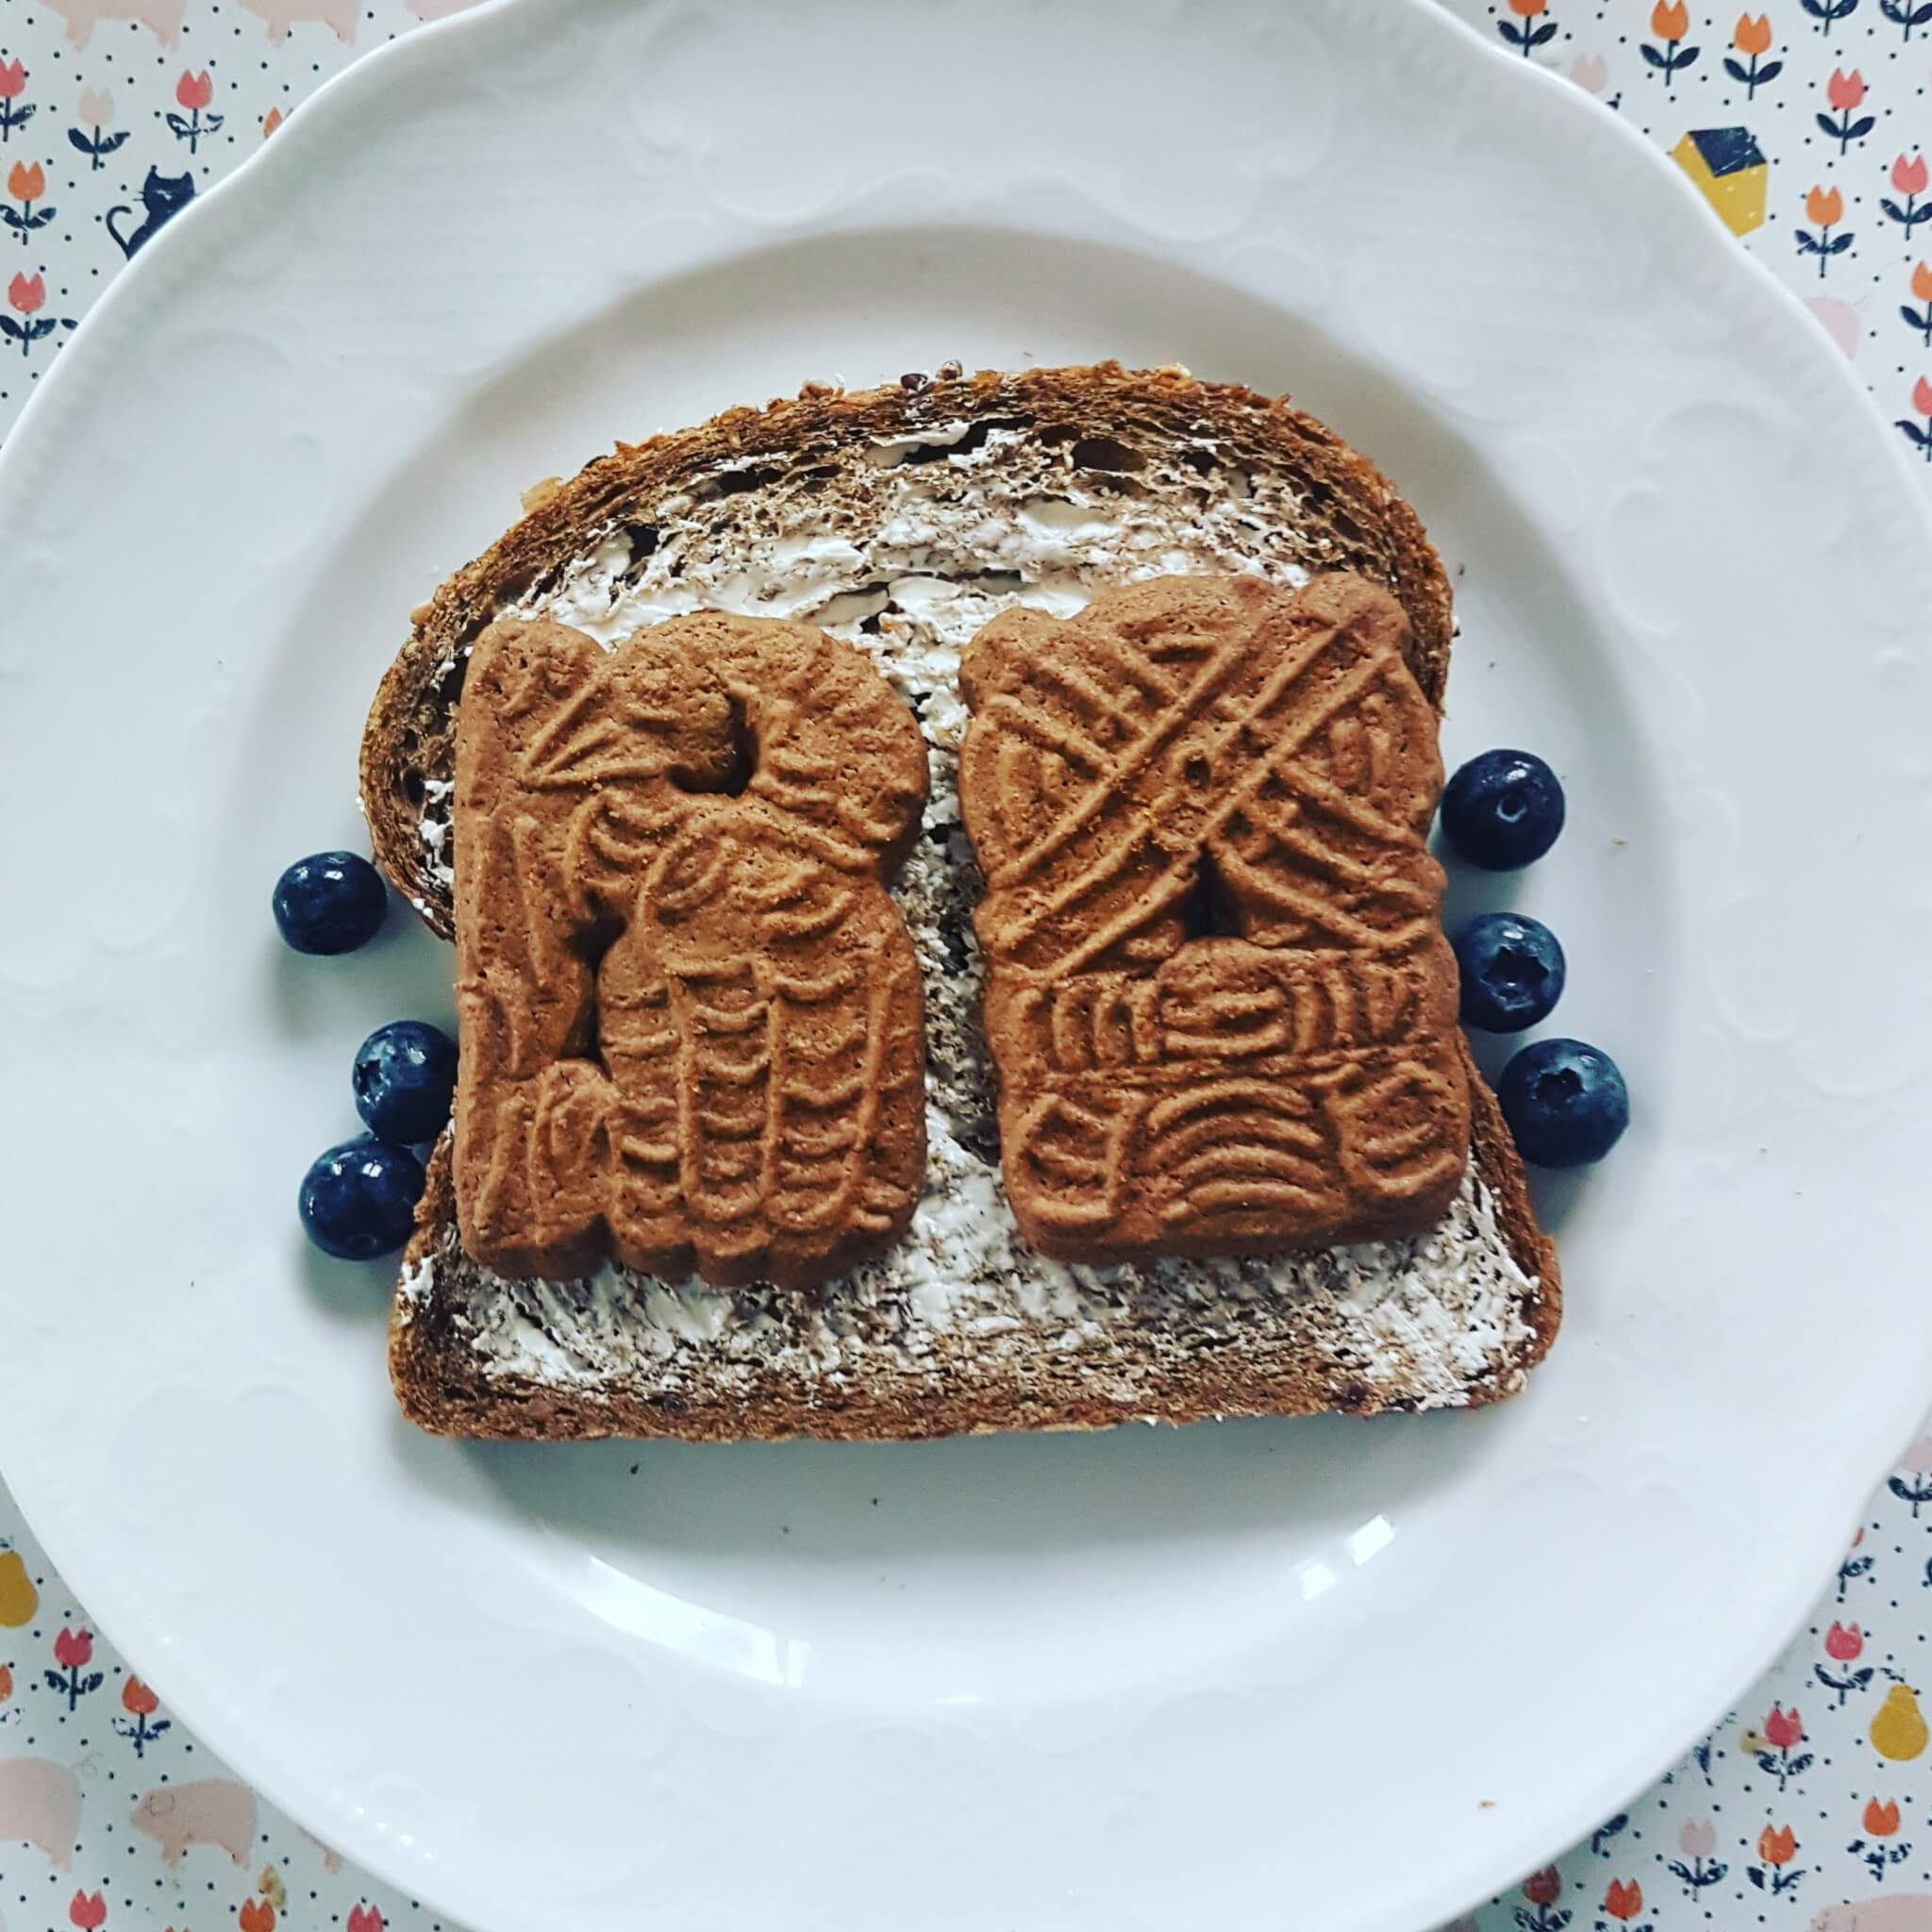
[1672,127,1768,237]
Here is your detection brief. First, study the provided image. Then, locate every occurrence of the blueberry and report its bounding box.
[1499,1038,1628,1168]
[298,1135,425,1260]
[273,851,388,955]
[1441,749,1565,871]
[353,1020,458,1144]
[1453,911,1566,1033]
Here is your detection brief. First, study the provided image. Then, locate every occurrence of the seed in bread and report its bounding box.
[452,611,928,1291]
[958,572,1469,1264]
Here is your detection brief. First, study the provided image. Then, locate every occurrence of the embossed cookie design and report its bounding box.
[452,612,928,1290]
[958,572,1470,1264]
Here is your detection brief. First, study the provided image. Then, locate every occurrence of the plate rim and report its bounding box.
[0,2,1929,1927]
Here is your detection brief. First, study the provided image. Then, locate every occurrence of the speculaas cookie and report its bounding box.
[958,572,1470,1264]
[452,611,928,1290]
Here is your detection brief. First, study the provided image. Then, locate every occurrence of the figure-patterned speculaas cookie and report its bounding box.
[958,572,1470,1264]
[452,611,928,1290]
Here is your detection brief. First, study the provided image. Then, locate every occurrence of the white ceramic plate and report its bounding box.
[3,2,1930,1927]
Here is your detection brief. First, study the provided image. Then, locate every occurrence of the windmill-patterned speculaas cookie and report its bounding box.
[451,611,928,1291]
[958,572,1470,1265]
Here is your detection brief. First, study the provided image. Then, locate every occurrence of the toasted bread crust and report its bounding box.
[391,1049,1557,1440]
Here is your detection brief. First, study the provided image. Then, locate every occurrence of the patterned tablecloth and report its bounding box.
[0,1,1929,1926]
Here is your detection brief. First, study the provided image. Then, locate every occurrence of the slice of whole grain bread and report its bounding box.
[365,361,1558,1440]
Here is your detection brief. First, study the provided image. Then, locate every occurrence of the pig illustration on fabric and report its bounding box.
[235,0,358,41]
[0,1757,80,1870]
[130,1778,256,1865]
[27,0,183,47]
[1811,1901,1932,1931]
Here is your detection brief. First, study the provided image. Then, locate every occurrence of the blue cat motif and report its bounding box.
[106,168,194,260]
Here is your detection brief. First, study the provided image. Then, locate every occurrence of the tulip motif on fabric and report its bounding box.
[1802,0,1860,33]
[44,1625,101,1710]
[0,58,36,142]
[1597,1876,1650,1928]
[958,573,1469,1264]
[1642,1,1699,87]
[1840,1525,1876,1601]
[1747,1824,1804,1897]
[1883,153,1932,240]
[1754,1703,1814,1789]
[67,87,126,169]
[1817,68,1875,151]
[1798,184,1855,275]
[1899,375,1932,460]
[1667,1816,1727,1899]
[166,70,221,153]
[1514,1866,1571,1932]
[1817,1619,1875,1706]
[453,612,927,1291]
[112,1674,170,1756]
[1882,0,1932,36]
[1724,13,1783,94]
[3,160,54,243]
[1848,1794,1913,1884]
[1890,1436,1932,1513]
[2,272,75,359]
[1497,0,1559,56]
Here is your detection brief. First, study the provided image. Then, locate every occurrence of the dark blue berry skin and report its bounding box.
[298,1136,425,1260]
[273,852,388,955]
[353,1021,458,1144]
[1499,1038,1628,1168]
[1441,750,1566,871]
[1452,912,1567,1034]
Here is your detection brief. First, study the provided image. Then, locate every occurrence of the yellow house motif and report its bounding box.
[1673,127,1769,237]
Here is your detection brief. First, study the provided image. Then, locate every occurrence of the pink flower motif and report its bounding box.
[1829,68,1867,110]
[76,88,113,128]
[67,1892,105,1932]
[1764,1704,1805,1749]
[1522,1868,1562,1907]
[346,1908,384,1932]
[1569,52,1608,92]
[1914,375,1932,416]
[175,70,211,112]
[7,272,43,315]
[53,1626,92,1670]
[1678,1817,1717,1858]
[1895,153,1930,197]
[0,59,25,100]
[1826,1620,1865,1661]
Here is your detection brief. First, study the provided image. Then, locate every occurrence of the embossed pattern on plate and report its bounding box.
[0,2,1929,1930]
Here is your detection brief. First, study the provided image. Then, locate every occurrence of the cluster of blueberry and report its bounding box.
[275,747,1624,1261]
[273,851,458,1260]
[1439,750,1628,1170]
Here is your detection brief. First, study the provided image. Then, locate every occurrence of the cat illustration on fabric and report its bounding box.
[106,167,194,258]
